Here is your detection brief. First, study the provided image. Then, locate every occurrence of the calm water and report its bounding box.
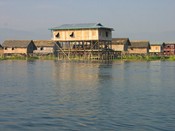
[0,60,175,131]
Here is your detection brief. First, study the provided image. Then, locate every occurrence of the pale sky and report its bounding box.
[0,0,175,43]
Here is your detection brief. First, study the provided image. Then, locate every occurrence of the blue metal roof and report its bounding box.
[49,23,114,30]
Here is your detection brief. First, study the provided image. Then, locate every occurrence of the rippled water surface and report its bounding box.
[0,60,175,131]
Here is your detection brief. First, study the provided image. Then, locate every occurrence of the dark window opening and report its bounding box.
[40,47,43,50]
[97,23,102,26]
[12,48,14,50]
[55,33,60,38]
[106,32,108,37]
[5,47,7,50]
[70,32,74,37]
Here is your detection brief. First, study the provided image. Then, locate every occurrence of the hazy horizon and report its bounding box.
[1,0,175,44]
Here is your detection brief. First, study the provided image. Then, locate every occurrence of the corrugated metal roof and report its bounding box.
[2,40,33,48]
[49,23,114,30]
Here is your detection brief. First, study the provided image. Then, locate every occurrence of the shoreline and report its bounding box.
[1,55,175,62]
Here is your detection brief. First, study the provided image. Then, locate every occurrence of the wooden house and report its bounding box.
[49,23,114,60]
[112,38,131,52]
[50,23,113,42]
[128,40,150,54]
[162,42,175,55]
[149,44,163,55]
[33,40,59,56]
[2,40,36,56]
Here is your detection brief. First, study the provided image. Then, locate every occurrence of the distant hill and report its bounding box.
[0,28,50,44]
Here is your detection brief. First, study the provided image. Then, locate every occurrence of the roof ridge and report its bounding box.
[49,23,113,30]
[113,38,129,39]
[131,40,149,42]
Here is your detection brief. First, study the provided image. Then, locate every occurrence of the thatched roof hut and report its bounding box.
[2,40,34,48]
[2,40,36,55]
[33,40,59,55]
[33,40,57,47]
[112,38,131,52]
[128,40,150,54]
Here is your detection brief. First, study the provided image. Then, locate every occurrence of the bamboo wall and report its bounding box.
[112,45,125,51]
[149,45,162,53]
[4,48,28,54]
[128,48,148,54]
[0,49,3,56]
[52,29,112,41]
[33,47,54,54]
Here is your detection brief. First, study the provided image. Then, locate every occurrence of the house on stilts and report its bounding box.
[49,23,114,60]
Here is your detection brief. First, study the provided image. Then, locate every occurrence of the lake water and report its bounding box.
[0,60,175,131]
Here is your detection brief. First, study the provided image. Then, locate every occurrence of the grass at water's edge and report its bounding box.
[0,55,58,60]
[1,55,175,61]
[111,55,175,61]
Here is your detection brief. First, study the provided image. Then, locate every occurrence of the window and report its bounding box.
[70,32,74,37]
[40,47,43,50]
[12,48,14,50]
[97,23,102,26]
[106,32,108,37]
[5,47,7,50]
[55,32,60,38]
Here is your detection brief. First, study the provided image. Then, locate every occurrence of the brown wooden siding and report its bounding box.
[149,45,162,53]
[0,49,3,56]
[4,48,28,54]
[112,45,125,51]
[33,47,54,54]
[52,29,112,41]
[128,48,148,54]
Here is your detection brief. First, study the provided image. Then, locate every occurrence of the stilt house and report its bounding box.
[49,23,114,60]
